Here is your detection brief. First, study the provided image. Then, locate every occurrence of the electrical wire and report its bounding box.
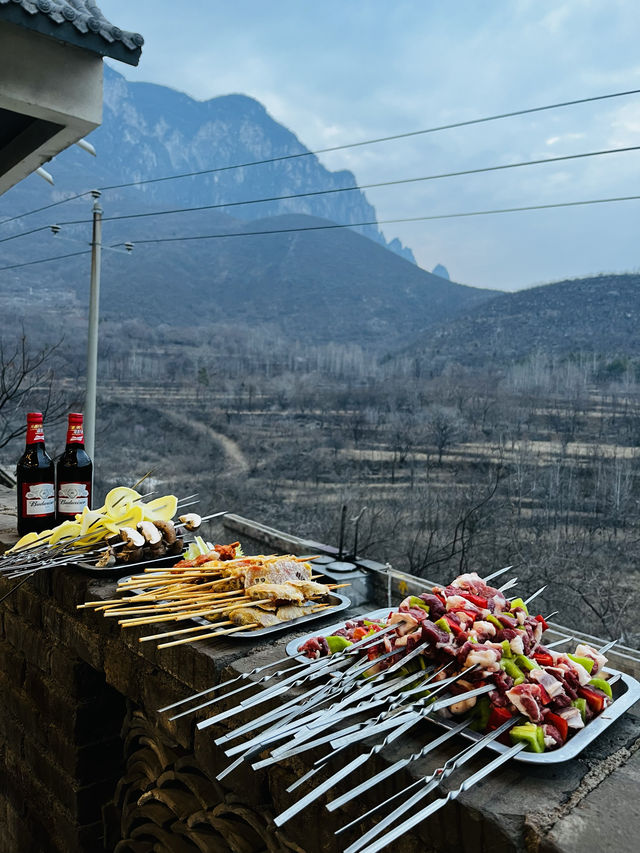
[109,193,640,246]
[0,224,51,245]
[0,192,93,226]
[53,144,640,227]
[1,86,639,226]
[95,87,640,192]
[0,249,91,272]
[2,192,638,272]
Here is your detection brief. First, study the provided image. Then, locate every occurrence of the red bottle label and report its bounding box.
[21,482,55,517]
[66,423,84,444]
[57,482,91,515]
[26,422,45,443]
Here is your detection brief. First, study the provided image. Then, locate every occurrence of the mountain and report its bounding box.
[405,273,640,367]
[0,207,499,350]
[0,65,416,263]
[0,67,500,350]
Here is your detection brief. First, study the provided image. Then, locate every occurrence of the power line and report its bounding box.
[54,144,640,227]
[2,86,639,226]
[96,87,640,192]
[0,249,91,272]
[0,224,51,244]
[0,191,93,226]
[2,192,638,272]
[107,193,640,246]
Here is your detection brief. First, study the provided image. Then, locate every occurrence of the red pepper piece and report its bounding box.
[543,710,569,742]
[533,651,554,666]
[535,614,549,631]
[456,591,489,609]
[487,706,514,744]
[443,614,466,636]
[577,685,609,714]
[352,626,369,641]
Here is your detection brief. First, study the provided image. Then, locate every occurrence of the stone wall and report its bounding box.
[0,501,639,853]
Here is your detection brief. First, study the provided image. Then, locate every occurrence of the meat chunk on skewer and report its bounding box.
[228,607,281,628]
[288,580,331,598]
[245,582,306,603]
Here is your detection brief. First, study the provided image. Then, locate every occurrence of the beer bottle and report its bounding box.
[16,412,56,535]
[56,413,93,522]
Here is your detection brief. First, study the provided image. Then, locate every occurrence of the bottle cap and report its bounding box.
[27,412,43,422]
[68,413,84,423]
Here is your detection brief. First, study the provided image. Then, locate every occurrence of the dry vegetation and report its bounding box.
[2,325,639,643]
[58,334,640,647]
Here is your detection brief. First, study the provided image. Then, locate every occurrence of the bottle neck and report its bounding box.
[25,421,45,447]
[66,422,85,446]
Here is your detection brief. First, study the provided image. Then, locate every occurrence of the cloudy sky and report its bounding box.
[105,0,640,291]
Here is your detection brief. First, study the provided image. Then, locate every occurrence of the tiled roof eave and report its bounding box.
[0,0,143,66]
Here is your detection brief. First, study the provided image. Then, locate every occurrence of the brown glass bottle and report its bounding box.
[56,413,93,522]
[16,412,56,535]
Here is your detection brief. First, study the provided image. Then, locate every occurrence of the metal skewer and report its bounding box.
[359,741,527,853]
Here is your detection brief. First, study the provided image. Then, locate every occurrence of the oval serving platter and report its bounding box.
[286,608,640,764]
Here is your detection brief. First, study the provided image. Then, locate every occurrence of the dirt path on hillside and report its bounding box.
[161,411,249,473]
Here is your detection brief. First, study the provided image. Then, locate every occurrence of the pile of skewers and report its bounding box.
[78,547,348,648]
[0,487,213,604]
[159,565,632,853]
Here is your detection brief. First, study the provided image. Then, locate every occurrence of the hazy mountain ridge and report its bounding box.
[0,68,504,351]
[407,273,640,367]
[1,66,416,263]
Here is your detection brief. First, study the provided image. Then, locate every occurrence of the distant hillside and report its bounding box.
[0,209,498,350]
[406,273,640,367]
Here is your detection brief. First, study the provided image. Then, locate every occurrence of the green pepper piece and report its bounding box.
[509,597,529,615]
[408,596,430,613]
[500,639,513,659]
[435,616,452,634]
[469,695,491,732]
[510,723,545,753]
[487,614,503,631]
[568,653,595,673]
[571,697,588,722]
[589,677,613,699]
[501,658,525,684]
[326,635,353,654]
[515,654,540,672]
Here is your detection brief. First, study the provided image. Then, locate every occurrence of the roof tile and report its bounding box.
[0,0,144,56]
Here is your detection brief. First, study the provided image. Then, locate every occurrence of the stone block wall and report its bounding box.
[0,575,127,852]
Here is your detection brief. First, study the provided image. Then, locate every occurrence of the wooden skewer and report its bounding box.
[116,597,271,627]
[104,595,250,618]
[157,623,259,648]
[138,620,233,642]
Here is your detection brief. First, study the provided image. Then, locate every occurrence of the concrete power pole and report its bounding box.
[85,190,102,462]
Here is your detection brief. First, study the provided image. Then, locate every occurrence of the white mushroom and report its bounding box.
[119,526,145,549]
[178,512,202,531]
[137,521,163,546]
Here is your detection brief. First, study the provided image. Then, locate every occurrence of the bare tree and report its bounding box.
[0,333,69,449]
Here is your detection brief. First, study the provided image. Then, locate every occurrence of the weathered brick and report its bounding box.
[3,608,52,672]
[0,642,25,686]
[0,670,46,748]
[3,799,41,853]
[49,643,107,700]
[13,582,43,627]
[47,723,124,783]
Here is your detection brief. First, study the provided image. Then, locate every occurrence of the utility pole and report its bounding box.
[85,190,102,461]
